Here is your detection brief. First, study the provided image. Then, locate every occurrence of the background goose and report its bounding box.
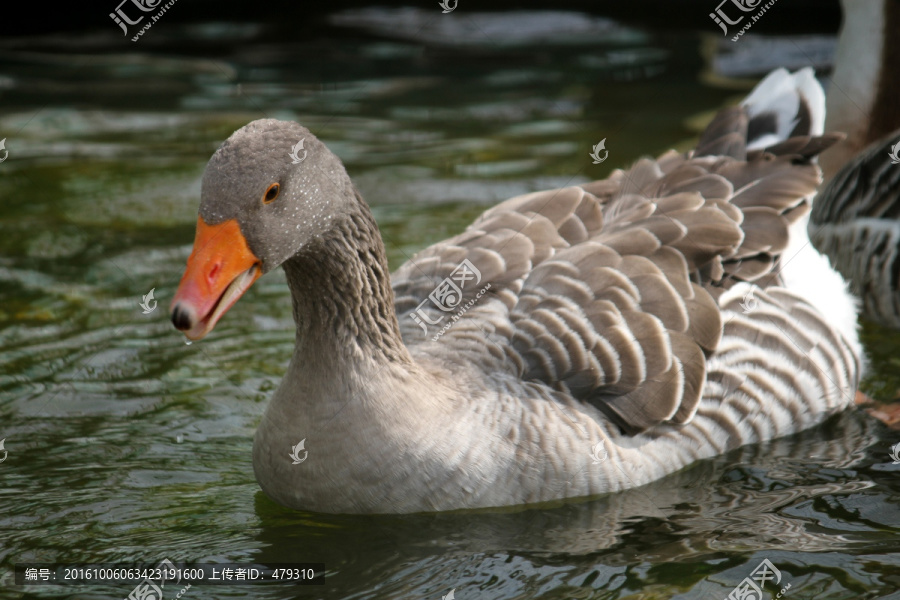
[170,68,860,514]
[819,0,900,182]
[811,129,900,329]
[808,0,900,329]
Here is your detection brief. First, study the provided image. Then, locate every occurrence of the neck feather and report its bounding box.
[281,196,410,366]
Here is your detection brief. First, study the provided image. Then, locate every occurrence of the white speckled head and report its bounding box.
[200,119,355,273]
[170,119,362,340]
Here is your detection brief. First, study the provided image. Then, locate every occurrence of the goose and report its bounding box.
[811,129,900,328]
[818,0,900,182]
[807,0,900,328]
[170,68,861,514]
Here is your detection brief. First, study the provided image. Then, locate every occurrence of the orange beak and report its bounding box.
[170,217,262,340]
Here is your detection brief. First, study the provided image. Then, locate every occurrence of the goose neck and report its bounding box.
[281,203,410,367]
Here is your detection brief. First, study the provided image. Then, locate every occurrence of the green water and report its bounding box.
[1,12,899,600]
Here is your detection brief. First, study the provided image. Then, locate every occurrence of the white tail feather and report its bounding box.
[741,67,825,150]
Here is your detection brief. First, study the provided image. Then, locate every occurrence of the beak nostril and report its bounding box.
[208,262,221,282]
[171,305,193,331]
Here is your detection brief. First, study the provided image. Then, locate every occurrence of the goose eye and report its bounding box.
[263,183,280,204]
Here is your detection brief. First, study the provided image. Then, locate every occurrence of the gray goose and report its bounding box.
[170,68,860,514]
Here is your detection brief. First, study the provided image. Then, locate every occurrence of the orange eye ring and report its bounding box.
[263,183,280,204]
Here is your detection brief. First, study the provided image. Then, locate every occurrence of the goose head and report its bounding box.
[170,119,354,340]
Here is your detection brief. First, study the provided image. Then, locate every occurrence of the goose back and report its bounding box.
[393,94,851,437]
